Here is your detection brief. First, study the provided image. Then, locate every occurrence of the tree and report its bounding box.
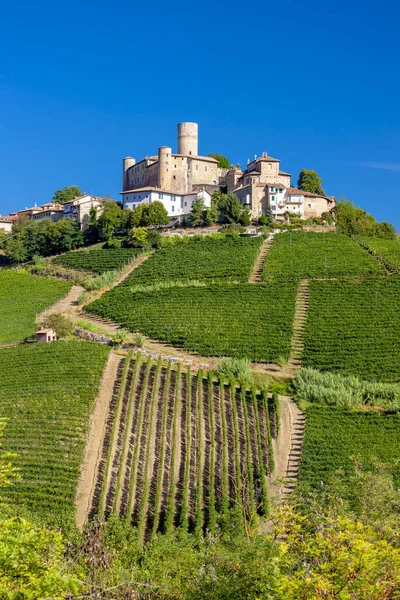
[297,169,326,196]
[84,206,99,244]
[145,201,169,228]
[205,203,220,225]
[209,153,231,169]
[130,204,148,228]
[190,197,206,226]
[222,193,243,223]
[333,199,396,238]
[97,201,122,240]
[52,185,82,205]
[240,207,251,226]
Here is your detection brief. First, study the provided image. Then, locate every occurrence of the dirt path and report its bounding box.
[75,351,121,529]
[284,279,310,378]
[248,237,274,283]
[37,285,85,324]
[269,395,305,500]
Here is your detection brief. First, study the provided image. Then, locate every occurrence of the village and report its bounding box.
[0,122,335,235]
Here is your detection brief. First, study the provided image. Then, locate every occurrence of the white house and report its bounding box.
[121,187,211,220]
[0,216,15,233]
[63,195,106,230]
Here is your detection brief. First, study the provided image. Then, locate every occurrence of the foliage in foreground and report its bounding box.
[333,199,396,238]
[293,367,400,410]
[0,270,71,344]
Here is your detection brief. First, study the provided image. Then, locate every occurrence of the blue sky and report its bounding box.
[1,0,399,228]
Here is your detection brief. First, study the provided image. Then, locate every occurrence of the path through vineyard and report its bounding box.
[248,237,274,283]
[76,350,122,529]
[37,285,84,324]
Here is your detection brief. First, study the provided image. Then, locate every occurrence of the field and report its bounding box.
[53,248,142,274]
[262,232,385,280]
[357,236,400,272]
[0,270,71,344]
[125,237,264,285]
[303,277,400,382]
[86,282,298,362]
[0,341,110,526]
[89,354,275,540]
[297,406,400,493]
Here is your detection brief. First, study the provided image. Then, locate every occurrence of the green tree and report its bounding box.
[130,204,148,228]
[209,153,231,169]
[3,235,28,263]
[240,207,251,226]
[97,201,122,240]
[190,197,206,226]
[204,203,220,225]
[84,206,99,244]
[297,169,326,196]
[221,193,243,223]
[52,185,82,205]
[145,201,170,227]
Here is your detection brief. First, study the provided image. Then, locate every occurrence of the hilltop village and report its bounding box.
[0,122,335,235]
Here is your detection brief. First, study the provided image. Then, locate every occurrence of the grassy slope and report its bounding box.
[298,406,400,493]
[0,341,109,527]
[0,270,71,344]
[303,277,400,382]
[262,232,385,279]
[86,282,298,362]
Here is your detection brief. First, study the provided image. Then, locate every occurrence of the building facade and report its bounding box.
[123,189,211,219]
[227,153,335,219]
[62,195,106,230]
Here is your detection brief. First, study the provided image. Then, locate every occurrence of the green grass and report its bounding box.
[0,270,71,344]
[298,406,400,493]
[0,341,109,527]
[262,232,385,280]
[53,248,142,274]
[86,282,298,362]
[124,237,264,285]
[357,236,400,271]
[303,277,400,382]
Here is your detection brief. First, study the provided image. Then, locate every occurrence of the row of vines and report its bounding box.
[53,248,142,274]
[89,355,278,540]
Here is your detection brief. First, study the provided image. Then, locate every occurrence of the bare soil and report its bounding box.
[75,351,121,529]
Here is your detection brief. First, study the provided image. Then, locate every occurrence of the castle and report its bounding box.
[121,122,335,220]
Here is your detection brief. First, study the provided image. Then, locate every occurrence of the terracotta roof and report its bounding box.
[268,183,286,189]
[36,328,56,334]
[0,216,15,222]
[279,170,292,176]
[286,187,304,195]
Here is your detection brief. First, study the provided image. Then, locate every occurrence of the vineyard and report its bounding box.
[262,232,385,280]
[0,341,109,526]
[53,248,143,274]
[86,282,298,362]
[88,354,276,540]
[303,277,400,382]
[123,237,264,285]
[357,236,400,272]
[297,406,400,495]
[0,270,71,344]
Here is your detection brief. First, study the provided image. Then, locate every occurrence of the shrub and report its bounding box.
[83,270,119,291]
[103,237,122,249]
[216,357,251,385]
[42,314,74,339]
[111,329,128,347]
[134,333,146,348]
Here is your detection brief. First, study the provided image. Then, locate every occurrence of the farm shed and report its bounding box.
[36,328,57,343]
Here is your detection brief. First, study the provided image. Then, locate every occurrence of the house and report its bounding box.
[121,188,211,220]
[226,153,335,220]
[31,203,65,222]
[0,216,16,233]
[36,328,57,343]
[9,205,44,220]
[62,195,106,230]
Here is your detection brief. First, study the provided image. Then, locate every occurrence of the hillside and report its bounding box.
[1,229,400,597]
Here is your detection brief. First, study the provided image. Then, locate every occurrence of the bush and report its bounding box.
[83,270,119,291]
[146,230,162,249]
[134,332,146,348]
[41,313,75,339]
[103,237,122,249]
[216,357,252,385]
[111,329,128,347]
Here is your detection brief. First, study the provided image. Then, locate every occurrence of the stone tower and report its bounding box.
[177,122,198,156]
[158,146,172,189]
[123,157,136,191]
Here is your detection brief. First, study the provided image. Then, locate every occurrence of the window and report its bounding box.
[270,187,275,192]
[308,203,311,207]
[173,175,176,179]
[271,196,275,201]
[205,166,207,172]
[279,188,283,193]
[159,193,164,199]
[184,202,187,206]
[246,178,250,184]
[272,206,276,211]
[171,195,176,201]
[196,165,198,170]
[171,205,175,212]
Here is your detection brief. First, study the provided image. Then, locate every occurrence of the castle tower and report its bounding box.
[158,146,172,189]
[122,157,135,191]
[177,122,198,156]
